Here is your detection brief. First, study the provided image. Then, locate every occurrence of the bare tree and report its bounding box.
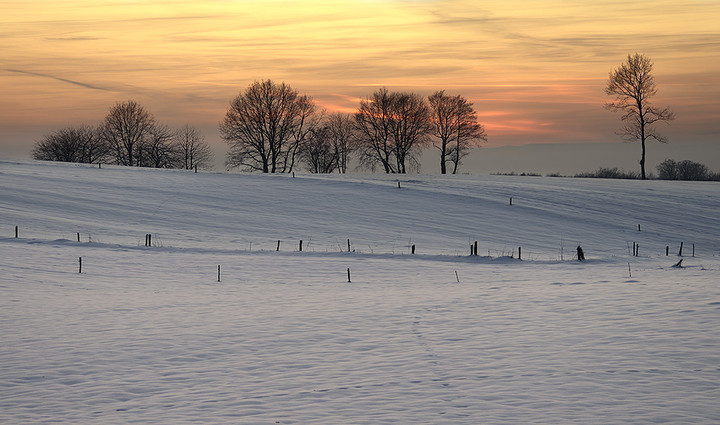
[220,80,317,173]
[139,124,175,168]
[325,112,356,173]
[300,125,338,173]
[355,88,432,173]
[428,91,487,174]
[100,100,156,167]
[355,88,395,173]
[390,92,433,173]
[174,125,212,170]
[605,53,675,180]
[32,125,109,164]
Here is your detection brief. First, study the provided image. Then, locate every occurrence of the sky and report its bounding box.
[2,0,719,172]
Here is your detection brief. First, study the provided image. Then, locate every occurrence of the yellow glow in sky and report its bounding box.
[1,0,719,157]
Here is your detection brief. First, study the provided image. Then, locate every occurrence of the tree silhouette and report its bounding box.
[174,125,212,170]
[428,91,487,174]
[32,126,108,164]
[355,88,431,173]
[220,80,317,173]
[605,53,675,180]
[99,100,156,167]
[325,112,356,173]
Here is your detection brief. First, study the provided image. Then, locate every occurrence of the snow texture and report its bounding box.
[1,160,719,424]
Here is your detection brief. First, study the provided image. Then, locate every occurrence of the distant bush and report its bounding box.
[657,159,716,181]
[545,172,564,177]
[491,171,541,176]
[574,167,641,179]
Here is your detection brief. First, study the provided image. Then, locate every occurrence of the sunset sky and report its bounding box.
[2,0,719,171]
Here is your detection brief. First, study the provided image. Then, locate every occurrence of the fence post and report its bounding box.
[347,268,351,283]
[411,244,416,254]
[678,242,684,256]
[518,246,522,260]
[15,226,18,238]
[299,240,303,252]
[78,257,82,274]
[277,240,281,251]
[474,241,478,256]
[347,239,351,252]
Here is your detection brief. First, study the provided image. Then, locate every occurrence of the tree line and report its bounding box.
[34,82,487,174]
[32,101,212,170]
[220,81,487,174]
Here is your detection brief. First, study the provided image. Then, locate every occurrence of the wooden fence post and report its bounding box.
[678,242,684,256]
[347,268,351,283]
[277,240,281,251]
[15,226,18,238]
[78,257,82,274]
[299,240,303,252]
[411,244,416,254]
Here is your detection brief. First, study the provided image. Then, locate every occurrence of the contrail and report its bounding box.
[5,68,110,91]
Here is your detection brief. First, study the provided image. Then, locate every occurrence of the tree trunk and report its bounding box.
[440,141,447,174]
[639,100,647,180]
[640,138,646,180]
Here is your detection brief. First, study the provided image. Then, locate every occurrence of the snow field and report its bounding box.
[1,160,719,423]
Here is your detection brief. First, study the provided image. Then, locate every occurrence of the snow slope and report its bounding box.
[1,160,719,424]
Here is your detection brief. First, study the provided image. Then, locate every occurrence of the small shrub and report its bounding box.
[574,167,640,179]
[491,171,541,176]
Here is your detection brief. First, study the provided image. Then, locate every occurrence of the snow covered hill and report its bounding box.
[1,160,719,424]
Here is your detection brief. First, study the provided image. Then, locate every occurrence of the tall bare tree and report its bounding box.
[32,125,109,164]
[605,53,675,179]
[355,88,432,173]
[99,100,156,167]
[220,80,317,173]
[428,91,487,174]
[174,125,212,170]
[355,88,395,173]
[390,92,433,173]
